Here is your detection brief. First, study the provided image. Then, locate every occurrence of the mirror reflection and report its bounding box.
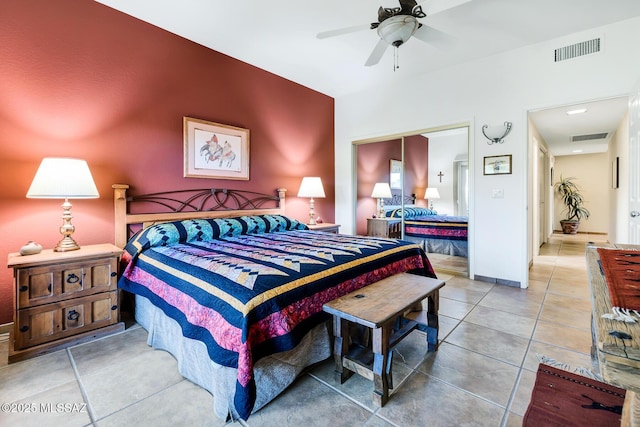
[354,126,469,276]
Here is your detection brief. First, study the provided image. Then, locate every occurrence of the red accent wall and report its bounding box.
[355,135,429,235]
[0,1,335,324]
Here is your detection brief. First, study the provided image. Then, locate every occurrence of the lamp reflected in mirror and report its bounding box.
[424,187,440,210]
[371,182,392,218]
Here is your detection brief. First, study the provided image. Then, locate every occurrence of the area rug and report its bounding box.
[597,248,640,313]
[523,363,625,427]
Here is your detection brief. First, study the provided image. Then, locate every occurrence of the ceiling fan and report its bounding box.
[317,0,452,67]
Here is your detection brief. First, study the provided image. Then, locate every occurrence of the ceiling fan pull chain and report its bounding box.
[394,47,399,71]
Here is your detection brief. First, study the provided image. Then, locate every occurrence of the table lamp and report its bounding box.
[424,187,440,210]
[26,158,100,252]
[371,182,392,218]
[297,177,325,225]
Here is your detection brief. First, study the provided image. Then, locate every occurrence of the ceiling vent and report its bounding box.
[554,38,601,62]
[571,132,608,142]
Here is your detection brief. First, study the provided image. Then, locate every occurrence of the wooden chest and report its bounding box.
[7,243,124,362]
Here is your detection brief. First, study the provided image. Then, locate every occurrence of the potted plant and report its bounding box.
[553,175,590,234]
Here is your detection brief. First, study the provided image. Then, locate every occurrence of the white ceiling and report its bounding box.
[94,0,640,155]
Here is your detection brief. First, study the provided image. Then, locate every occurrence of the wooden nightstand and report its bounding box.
[7,243,124,363]
[367,218,402,238]
[306,223,340,233]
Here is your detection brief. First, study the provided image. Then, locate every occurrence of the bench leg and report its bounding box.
[332,315,353,384]
[372,324,392,407]
[426,290,439,352]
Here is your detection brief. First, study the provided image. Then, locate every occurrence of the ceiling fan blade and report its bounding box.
[412,25,455,49]
[365,39,389,67]
[316,24,370,39]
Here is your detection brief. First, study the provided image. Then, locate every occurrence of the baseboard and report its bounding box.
[474,274,521,288]
[0,322,12,335]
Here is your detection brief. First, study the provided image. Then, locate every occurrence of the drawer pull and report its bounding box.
[66,273,80,284]
[19,325,29,332]
[19,285,28,292]
[111,272,117,277]
[67,310,80,321]
[111,305,118,310]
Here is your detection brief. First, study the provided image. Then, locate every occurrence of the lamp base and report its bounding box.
[54,236,80,252]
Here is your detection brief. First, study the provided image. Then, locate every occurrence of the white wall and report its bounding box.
[335,17,640,287]
[427,131,468,215]
[609,113,630,242]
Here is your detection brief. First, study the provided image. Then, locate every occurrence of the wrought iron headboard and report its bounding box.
[113,184,286,248]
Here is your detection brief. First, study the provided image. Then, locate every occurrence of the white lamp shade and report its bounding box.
[27,158,99,199]
[297,177,325,198]
[424,187,440,199]
[371,182,392,198]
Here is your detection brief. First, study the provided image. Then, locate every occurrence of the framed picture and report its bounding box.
[183,117,250,180]
[484,154,512,175]
[612,156,619,189]
[390,159,402,189]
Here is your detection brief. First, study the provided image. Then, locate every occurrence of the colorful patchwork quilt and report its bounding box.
[118,214,435,420]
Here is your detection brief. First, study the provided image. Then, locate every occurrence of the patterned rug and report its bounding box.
[597,248,640,312]
[524,364,625,427]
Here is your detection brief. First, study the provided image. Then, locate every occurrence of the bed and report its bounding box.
[382,205,468,258]
[113,184,437,421]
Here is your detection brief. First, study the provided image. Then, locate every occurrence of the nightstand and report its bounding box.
[306,223,341,233]
[7,243,124,363]
[367,218,402,238]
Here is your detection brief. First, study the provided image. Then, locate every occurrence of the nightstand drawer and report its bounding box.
[14,290,119,350]
[16,257,118,309]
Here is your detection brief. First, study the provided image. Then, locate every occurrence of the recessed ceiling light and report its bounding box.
[566,108,587,115]
[572,149,583,153]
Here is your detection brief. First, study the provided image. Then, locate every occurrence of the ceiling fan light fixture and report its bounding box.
[377,15,419,47]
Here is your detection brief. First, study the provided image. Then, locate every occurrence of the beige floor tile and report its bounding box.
[82,348,184,420]
[509,369,536,416]
[465,305,537,339]
[523,340,595,373]
[444,321,530,366]
[543,292,592,314]
[0,381,90,427]
[538,302,591,330]
[97,379,228,427]
[437,314,461,341]
[439,281,489,305]
[532,320,592,354]
[249,375,374,427]
[0,350,76,404]
[417,342,520,407]
[437,297,474,320]
[479,287,544,319]
[375,371,504,427]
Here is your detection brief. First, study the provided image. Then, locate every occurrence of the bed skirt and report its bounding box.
[404,236,468,258]
[135,294,332,420]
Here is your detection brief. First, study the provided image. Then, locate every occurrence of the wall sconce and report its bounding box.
[482,121,512,145]
[26,158,100,252]
[371,182,392,218]
[297,177,325,225]
[424,187,440,210]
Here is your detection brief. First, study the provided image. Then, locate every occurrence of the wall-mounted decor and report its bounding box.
[389,159,402,189]
[184,117,250,180]
[612,156,619,189]
[483,154,512,175]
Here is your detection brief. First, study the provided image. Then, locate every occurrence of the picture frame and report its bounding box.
[389,159,402,189]
[612,156,619,189]
[483,154,512,175]
[183,117,250,180]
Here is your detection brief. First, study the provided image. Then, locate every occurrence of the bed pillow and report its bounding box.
[124,214,307,256]
[384,207,436,218]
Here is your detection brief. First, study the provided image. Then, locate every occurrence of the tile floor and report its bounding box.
[0,232,608,426]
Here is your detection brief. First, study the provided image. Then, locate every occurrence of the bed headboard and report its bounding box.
[113,184,286,248]
[388,193,417,205]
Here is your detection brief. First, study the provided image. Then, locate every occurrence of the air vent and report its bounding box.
[572,133,608,142]
[554,38,601,62]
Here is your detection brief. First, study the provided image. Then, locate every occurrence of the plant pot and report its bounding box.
[560,220,580,235]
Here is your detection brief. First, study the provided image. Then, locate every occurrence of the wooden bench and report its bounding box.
[322,272,445,407]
